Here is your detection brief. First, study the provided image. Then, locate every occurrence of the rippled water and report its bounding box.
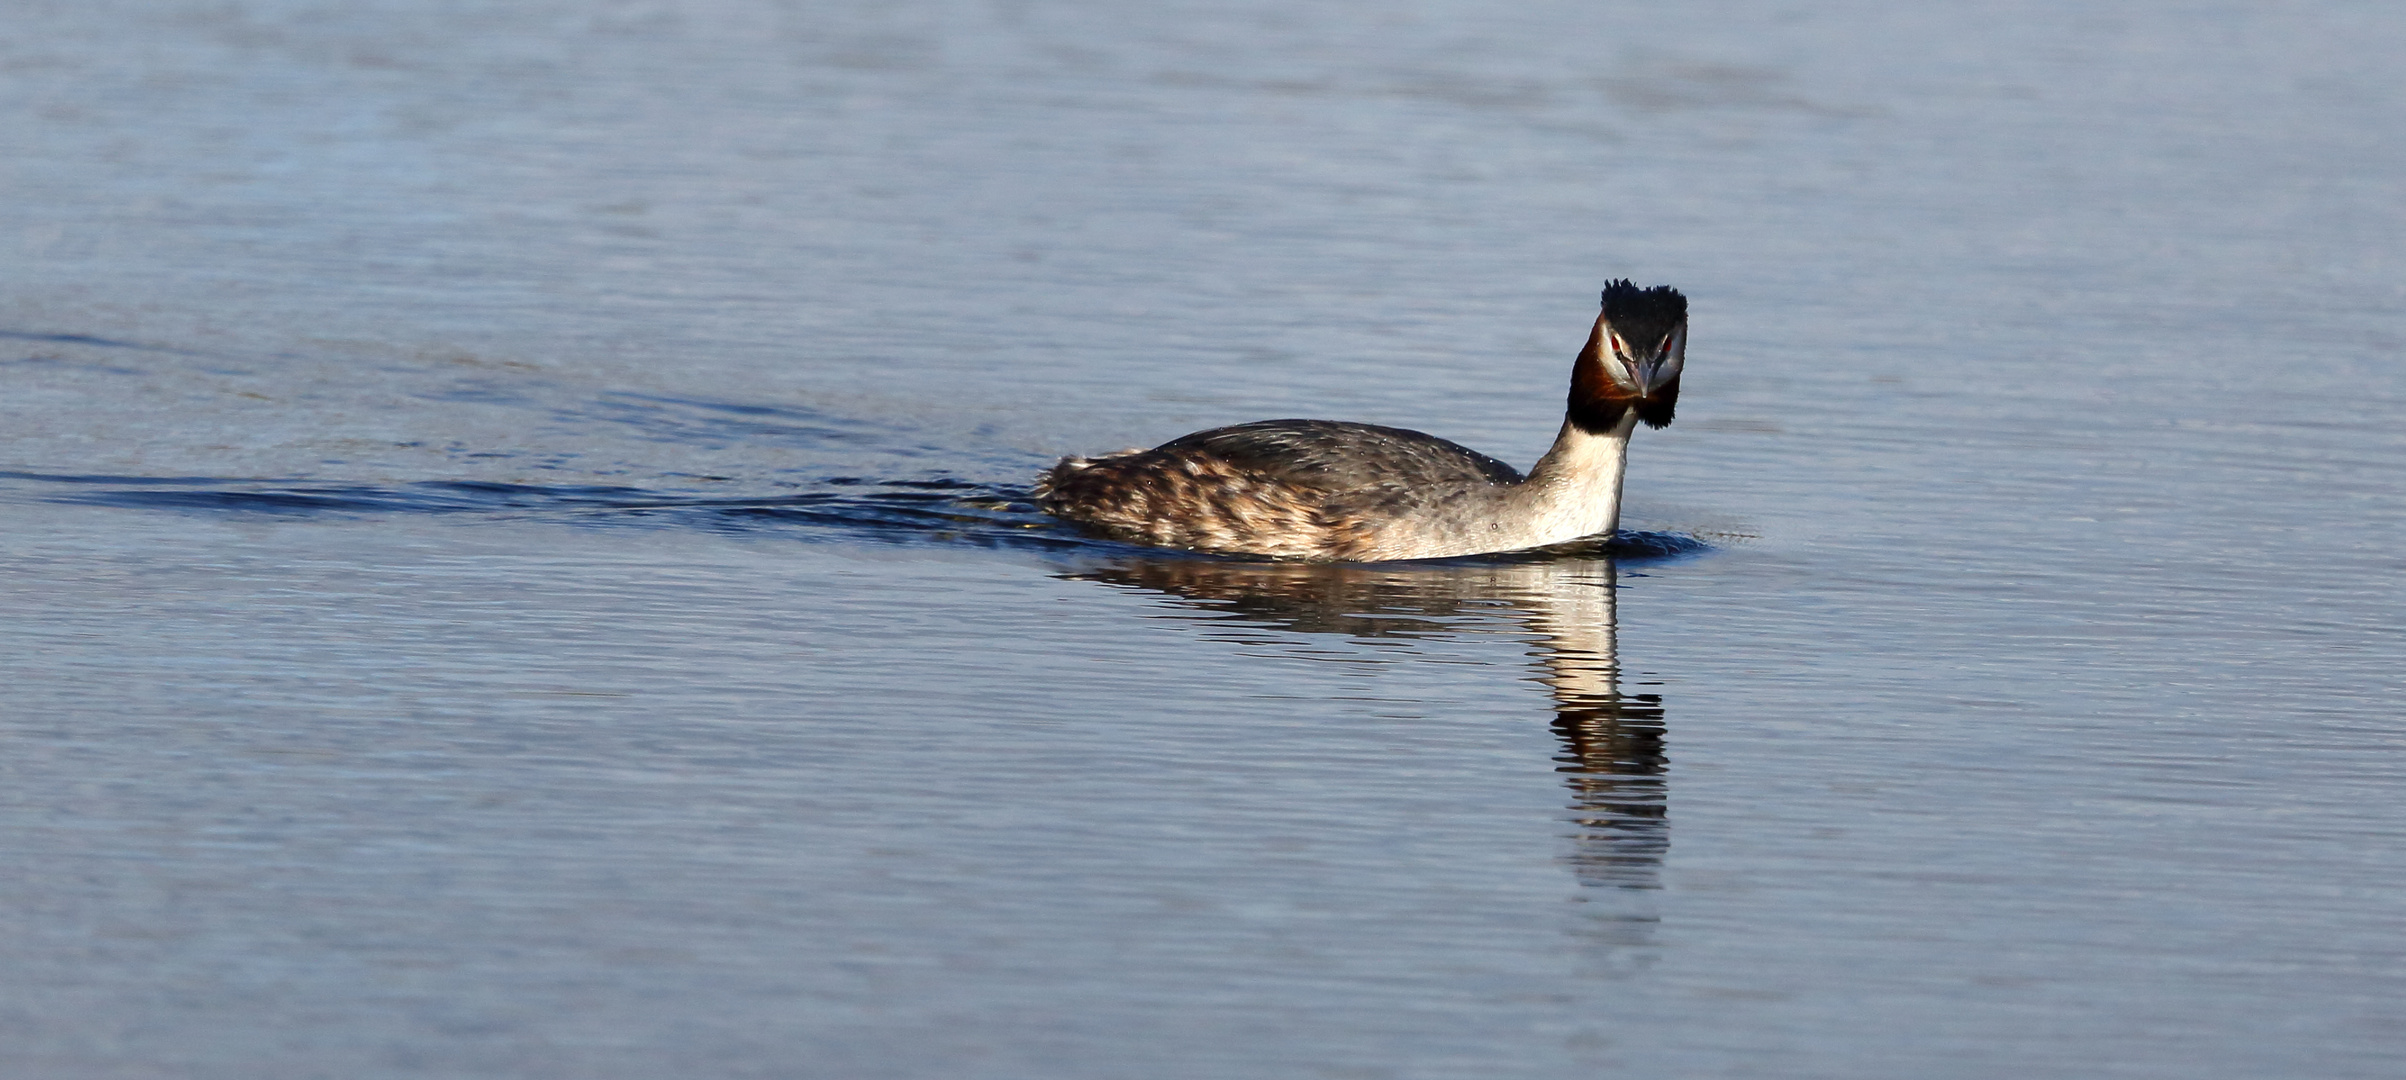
[4,2,2404,1077]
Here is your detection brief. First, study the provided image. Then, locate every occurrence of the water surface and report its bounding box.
[3,1,2403,1077]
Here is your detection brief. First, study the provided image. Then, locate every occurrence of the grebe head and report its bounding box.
[1596,280,1688,399]
[1570,280,1688,432]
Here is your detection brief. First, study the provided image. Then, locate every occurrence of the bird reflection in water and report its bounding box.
[1062,552,1668,966]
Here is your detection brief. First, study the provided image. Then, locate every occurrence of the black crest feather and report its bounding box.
[1599,280,1687,346]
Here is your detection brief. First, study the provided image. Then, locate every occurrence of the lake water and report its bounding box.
[3,1,2403,1076]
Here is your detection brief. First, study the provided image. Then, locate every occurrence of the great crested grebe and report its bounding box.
[1035,280,1687,561]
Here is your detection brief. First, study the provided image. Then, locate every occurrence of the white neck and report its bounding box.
[1347,411,1636,561]
[1515,413,1636,546]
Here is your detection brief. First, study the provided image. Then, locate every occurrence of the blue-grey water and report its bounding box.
[4,2,2403,1077]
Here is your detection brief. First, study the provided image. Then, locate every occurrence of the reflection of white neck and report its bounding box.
[1516,413,1637,548]
[1510,559,1622,703]
[1066,555,1660,914]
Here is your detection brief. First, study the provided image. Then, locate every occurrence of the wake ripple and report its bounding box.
[4,470,1710,562]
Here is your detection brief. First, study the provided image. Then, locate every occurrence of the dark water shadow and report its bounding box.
[0,379,1716,561]
[0,329,200,355]
[10,468,1710,568]
[1060,555,1672,972]
[10,470,1091,551]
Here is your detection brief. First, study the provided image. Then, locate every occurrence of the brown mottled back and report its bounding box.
[1035,419,1522,560]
